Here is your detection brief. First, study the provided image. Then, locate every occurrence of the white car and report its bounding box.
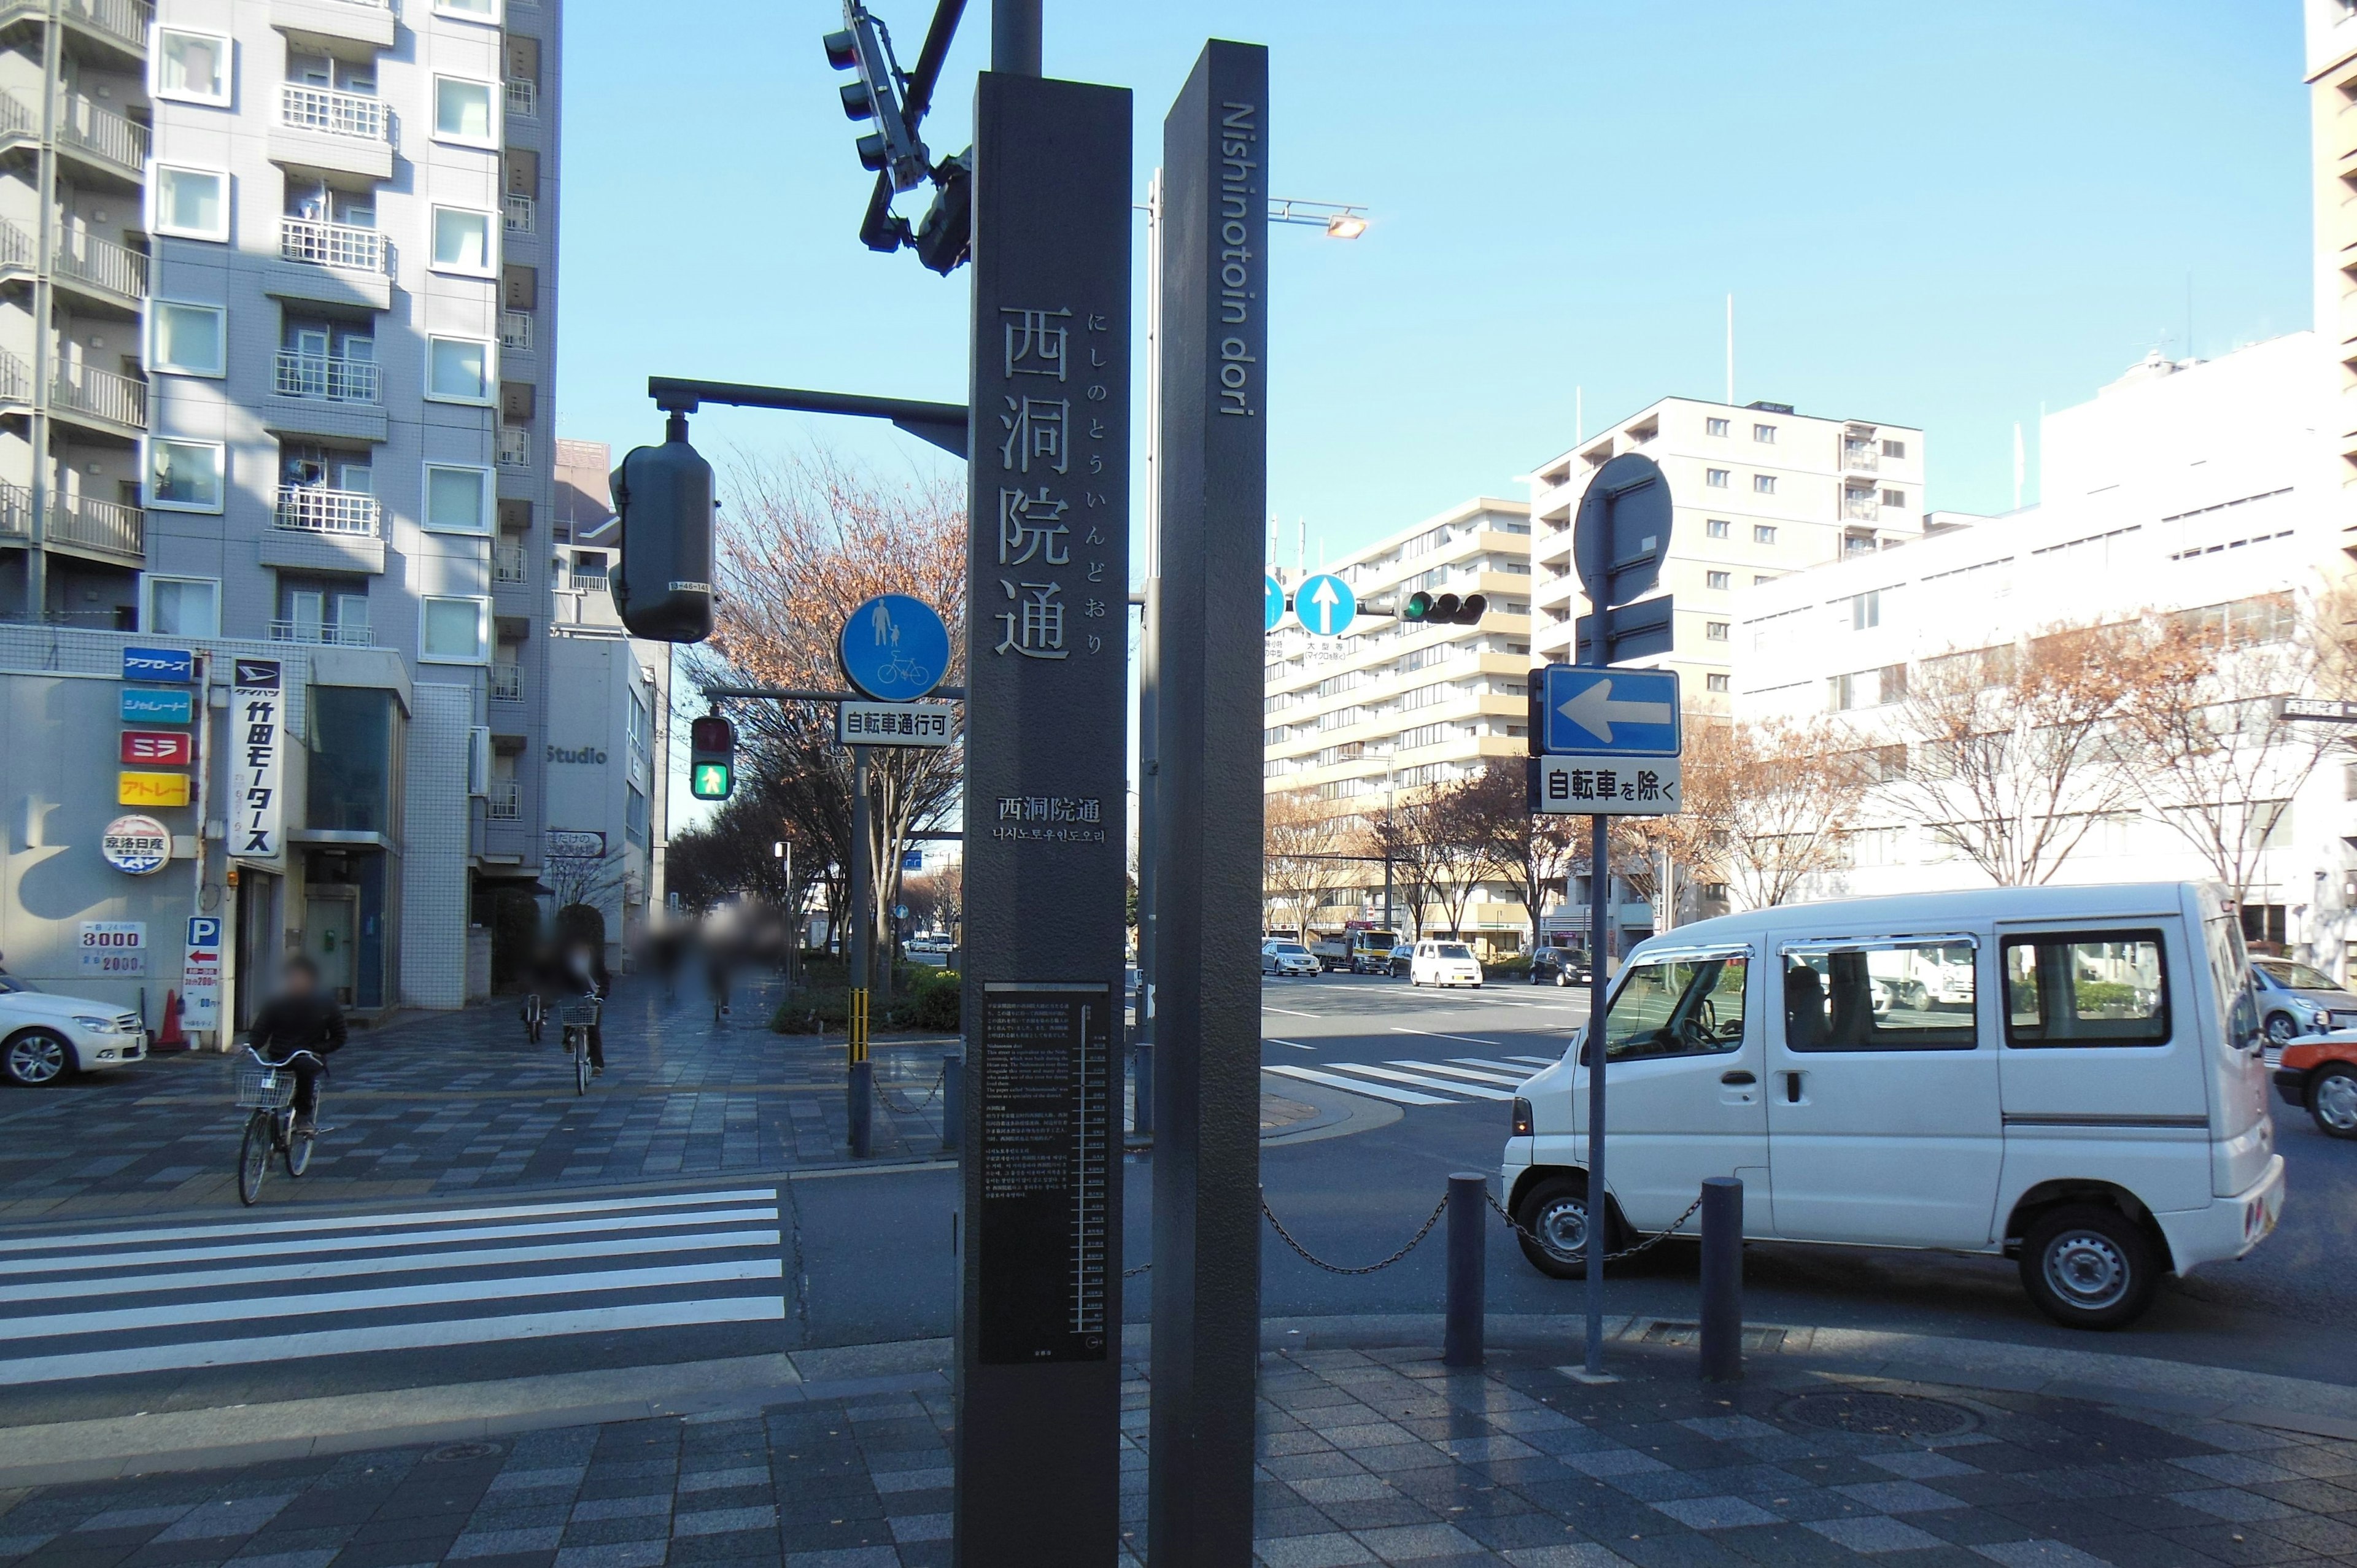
[1262,941,1320,978]
[1410,940,1484,988]
[0,976,147,1086]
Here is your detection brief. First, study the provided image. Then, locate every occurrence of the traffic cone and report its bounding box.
[155,989,187,1050]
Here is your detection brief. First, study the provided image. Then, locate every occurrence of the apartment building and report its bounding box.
[1732,335,2349,962]
[0,0,564,1015]
[2308,0,2357,511]
[1527,397,1927,717]
[1262,496,1533,943]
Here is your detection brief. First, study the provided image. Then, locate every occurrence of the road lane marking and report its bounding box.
[1261,1065,1447,1106]
[1387,1061,1527,1086]
[1323,1063,1516,1100]
[1506,1055,1563,1065]
[1264,1039,1317,1051]
[1390,1027,1512,1046]
[1261,1006,1319,1018]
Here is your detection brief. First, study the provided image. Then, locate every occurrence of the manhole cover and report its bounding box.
[1780,1391,1976,1437]
[424,1442,503,1463]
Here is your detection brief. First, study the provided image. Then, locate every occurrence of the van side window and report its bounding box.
[1603,954,1747,1062]
[2002,930,2169,1047]
[1782,941,1976,1051]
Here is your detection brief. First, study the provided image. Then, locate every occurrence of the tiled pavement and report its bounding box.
[0,978,961,1219]
[5,1342,2355,1567]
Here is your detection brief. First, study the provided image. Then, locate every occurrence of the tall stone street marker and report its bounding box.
[954,68,1132,1566]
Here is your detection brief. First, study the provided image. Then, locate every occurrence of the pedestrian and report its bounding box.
[561,935,610,1075]
[248,954,346,1134]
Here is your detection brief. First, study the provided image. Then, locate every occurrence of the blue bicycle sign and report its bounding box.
[839,595,951,702]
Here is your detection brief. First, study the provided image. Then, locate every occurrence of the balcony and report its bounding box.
[492,540,528,582]
[505,78,536,118]
[497,426,529,468]
[279,82,385,141]
[269,618,373,646]
[1841,487,1879,522]
[269,217,392,309]
[47,492,142,559]
[1842,444,1879,473]
[272,82,393,180]
[0,347,28,407]
[276,484,380,536]
[51,358,145,433]
[490,660,522,701]
[486,778,521,821]
[52,225,147,307]
[46,0,156,55]
[499,310,532,350]
[503,193,535,235]
[55,93,147,185]
[274,350,379,404]
[268,0,393,49]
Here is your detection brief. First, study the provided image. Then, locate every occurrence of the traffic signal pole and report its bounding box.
[849,743,874,1159]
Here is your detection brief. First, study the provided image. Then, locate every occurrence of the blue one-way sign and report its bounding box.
[1539,666,1680,757]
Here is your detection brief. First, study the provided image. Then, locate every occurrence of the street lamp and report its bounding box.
[1268,197,1369,239]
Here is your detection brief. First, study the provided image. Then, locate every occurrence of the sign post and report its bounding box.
[954,64,1131,1565]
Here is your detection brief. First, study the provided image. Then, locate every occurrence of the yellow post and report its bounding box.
[850,986,870,1065]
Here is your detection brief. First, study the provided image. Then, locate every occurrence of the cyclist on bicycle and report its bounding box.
[559,935,609,1075]
[248,956,345,1133]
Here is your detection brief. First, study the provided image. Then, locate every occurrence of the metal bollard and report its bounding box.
[1698,1175,1744,1383]
[1444,1173,1487,1368]
[942,1052,964,1154]
[847,987,872,1159]
[1132,1040,1155,1137]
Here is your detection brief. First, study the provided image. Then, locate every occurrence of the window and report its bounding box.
[1602,952,1747,1061]
[154,166,229,241]
[1706,519,1730,539]
[426,336,492,402]
[148,439,225,512]
[1851,590,1879,630]
[1752,474,1776,495]
[1706,468,1730,488]
[420,596,489,663]
[626,783,649,846]
[1882,439,1906,459]
[2002,932,2169,1047]
[156,29,231,105]
[1706,673,1730,693]
[1706,621,1729,641]
[1753,524,1776,544]
[1753,423,1777,443]
[430,207,495,275]
[1882,488,1907,509]
[1706,570,1731,590]
[1783,942,1977,1051]
[1705,417,1730,437]
[436,0,500,16]
[150,301,225,377]
[1878,663,1908,702]
[143,576,219,637]
[1752,573,1771,585]
[434,77,498,144]
[424,464,493,533]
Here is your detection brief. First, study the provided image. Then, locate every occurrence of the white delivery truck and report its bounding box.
[1501,881,2282,1329]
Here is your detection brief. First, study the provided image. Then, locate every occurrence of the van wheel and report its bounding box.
[1514,1175,1601,1280]
[2019,1205,2159,1330]
[2311,1065,2357,1139]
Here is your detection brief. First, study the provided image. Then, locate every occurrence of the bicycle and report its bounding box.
[233,1048,326,1206]
[559,998,601,1095]
[520,991,545,1044]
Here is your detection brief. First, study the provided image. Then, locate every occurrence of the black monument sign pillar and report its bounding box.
[1150,39,1268,1567]
[953,69,1132,1567]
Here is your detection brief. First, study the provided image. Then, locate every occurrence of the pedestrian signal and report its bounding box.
[689,714,735,801]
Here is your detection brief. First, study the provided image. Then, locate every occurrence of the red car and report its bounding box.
[2274,1035,2357,1138]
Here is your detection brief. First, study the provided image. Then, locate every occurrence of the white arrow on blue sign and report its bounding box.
[1539,666,1681,757]
[1295,573,1356,638]
[1264,574,1284,633]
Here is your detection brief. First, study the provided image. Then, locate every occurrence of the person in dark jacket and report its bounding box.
[249,955,346,1132]
[560,936,610,1074]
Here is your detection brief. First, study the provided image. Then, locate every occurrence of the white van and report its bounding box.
[1501,882,2282,1329]
[1411,940,1484,989]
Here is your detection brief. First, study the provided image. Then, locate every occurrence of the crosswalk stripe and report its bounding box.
[1325,1063,1516,1100]
[1390,1027,1511,1046]
[1262,1064,1448,1106]
[1388,1061,1527,1087]
[1507,1055,1562,1066]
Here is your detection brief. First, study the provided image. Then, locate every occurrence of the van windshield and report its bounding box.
[1437,943,1474,959]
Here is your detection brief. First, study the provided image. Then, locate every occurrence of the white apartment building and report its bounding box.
[1732,334,2352,965]
[1528,397,1927,719]
[1262,496,1533,944]
[2307,0,2357,514]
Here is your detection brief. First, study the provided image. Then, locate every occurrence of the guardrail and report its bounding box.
[274,485,379,535]
[279,82,388,142]
[280,217,388,274]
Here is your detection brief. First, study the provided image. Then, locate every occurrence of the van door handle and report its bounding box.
[1719,1070,1755,1086]
[1783,1071,1805,1103]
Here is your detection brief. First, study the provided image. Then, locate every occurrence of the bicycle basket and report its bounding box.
[234,1060,296,1110]
[558,1002,602,1028]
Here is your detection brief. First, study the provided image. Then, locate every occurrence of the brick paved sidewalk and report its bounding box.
[4,1340,2352,1568]
[0,977,961,1220]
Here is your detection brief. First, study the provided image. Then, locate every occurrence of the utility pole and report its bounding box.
[848,744,872,1157]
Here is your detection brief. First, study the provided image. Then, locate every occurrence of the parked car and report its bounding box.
[0,976,149,1087]
[1530,948,1592,987]
[2271,1030,2357,1138]
[1261,941,1320,978]
[1386,943,1414,978]
[1502,881,2280,1330]
[1410,940,1484,989]
[2250,957,2357,1051]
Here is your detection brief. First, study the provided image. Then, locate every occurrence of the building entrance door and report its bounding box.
[306,889,358,1006]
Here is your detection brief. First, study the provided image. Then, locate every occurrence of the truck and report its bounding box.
[1310,927,1400,973]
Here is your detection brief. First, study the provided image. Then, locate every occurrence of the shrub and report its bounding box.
[1486,954,1533,980]
[555,902,605,951]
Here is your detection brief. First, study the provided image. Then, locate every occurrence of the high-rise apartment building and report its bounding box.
[0,0,565,1016]
[2307,0,2357,509]
[1527,398,1927,717]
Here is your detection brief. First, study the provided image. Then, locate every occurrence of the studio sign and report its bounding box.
[546,745,608,765]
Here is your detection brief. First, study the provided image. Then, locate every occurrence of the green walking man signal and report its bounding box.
[689,714,735,801]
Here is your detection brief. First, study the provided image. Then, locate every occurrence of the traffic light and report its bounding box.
[612,413,715,644]
[689,714,735,801]
[824,4,927,193]
[1401,590,1487,626]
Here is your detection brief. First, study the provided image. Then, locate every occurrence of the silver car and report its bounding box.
[2251,957,2357,1049]
[1261,941,1320,978]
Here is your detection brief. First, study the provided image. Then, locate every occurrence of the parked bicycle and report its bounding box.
[233,1047,326,1205]
[520,989,546,1043]
[559,997,601,1094]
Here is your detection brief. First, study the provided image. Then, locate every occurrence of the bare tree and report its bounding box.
[1360,792,1447,940]
[1263,790,1357,937]
[543,846,631,917]
[1670,718,1866,910]
[1886,622,2140,887]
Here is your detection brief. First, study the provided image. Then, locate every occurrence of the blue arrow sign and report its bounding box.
[1295,573,1356,638]
[1264,574,1284,633]
[839,594,951,703]
[1539,666,1681,757]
